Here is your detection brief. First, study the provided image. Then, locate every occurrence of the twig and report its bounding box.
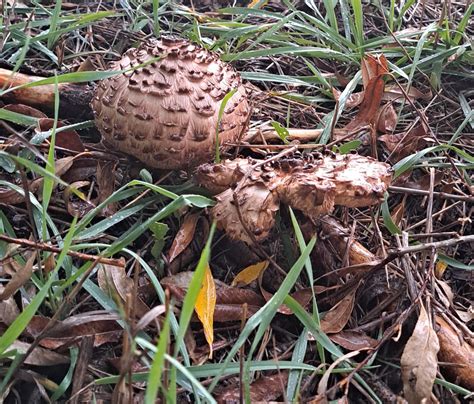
[388,186,473,202]
[0,234,125,267]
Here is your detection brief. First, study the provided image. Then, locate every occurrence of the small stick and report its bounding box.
[388,186,473,202]
[0,234,124,267]
[0,67,93,116]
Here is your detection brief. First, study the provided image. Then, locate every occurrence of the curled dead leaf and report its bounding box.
[98,262,150,318]
[3,103,47,119]
[27,313,122,349]
[0,252,35,301]
[330,330,378,351]
[320,287,357,334]
[436,316,474,390]
[168,213,201,263]
[401,304,440,403]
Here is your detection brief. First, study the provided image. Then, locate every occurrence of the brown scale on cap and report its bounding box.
[91,37,250,170]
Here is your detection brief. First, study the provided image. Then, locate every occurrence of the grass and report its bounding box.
[0,0,472,402]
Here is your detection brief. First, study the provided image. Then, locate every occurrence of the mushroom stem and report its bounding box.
[0,68,93,117]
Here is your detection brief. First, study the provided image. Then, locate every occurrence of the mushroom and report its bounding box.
[196,151,393,243]
[91,37,250,170]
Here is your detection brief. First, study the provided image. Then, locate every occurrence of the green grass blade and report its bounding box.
[0,217,77,355]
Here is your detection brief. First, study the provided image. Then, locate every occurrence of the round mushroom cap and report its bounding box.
[91,37,250,169]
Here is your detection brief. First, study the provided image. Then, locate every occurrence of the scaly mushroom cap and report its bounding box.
[91,37,249,169]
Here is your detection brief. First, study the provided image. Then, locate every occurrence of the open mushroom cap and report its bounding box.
[91,37,250,169]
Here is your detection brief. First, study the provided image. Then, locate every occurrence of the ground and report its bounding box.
[0,1,472,403]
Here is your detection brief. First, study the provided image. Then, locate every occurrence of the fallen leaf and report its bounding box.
[195,264,216,358]
[0,285,20,326]
[231,260,269,287]
[383,84,432,103]
[391,199,405,227]
[380,124,430,162]
[168,213,201,262]
[3,104,47,119]
[96,160,117,216]
[332,88,364,109]
[38,118,85,152]
[376,102,398,133]
[247,0,268,7]
[401,304,440,403]
[436,316,474,390]
[161,272,265,322]
[9,340,69,366]
[320,287,357,334]
[330,330,378,351]
[63,180,95,217]
[27,313,122,349]
[98,262,150,318]
[216,371,288,403]
[343,54,389,133]
[0,252,35,301]
[319,217,378,270]
[435,260,448,279]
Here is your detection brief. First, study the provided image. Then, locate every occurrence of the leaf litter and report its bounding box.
[0,1,472,402]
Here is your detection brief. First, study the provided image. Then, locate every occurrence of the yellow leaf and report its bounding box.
[231,261,269,287]
[435,260,448,279]
[248,0,268,8]
[195,264,216,358]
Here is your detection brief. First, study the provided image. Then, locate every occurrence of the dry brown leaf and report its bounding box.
[401,304,440,403]
[383,84,432,103]
[231,260,269,287]
[96,160,117,216]
[391,200,405,227]
[195,264,216,358]
[37,118,85,152]
[435,260,448,279]
[168,213,201,262]
[376,103,398,133]
[98,262,150,318]
[10,340,69,366]
[216,371,288,403]
[332,88,364,109]
[213,304,261,322]
[3,103,47,119]
[320,287,357,334]
[330,330,378,351]
[436,316,474,390]
[0,252,35,301]
[63,180,95,217]
[380,124,430,163]
[27,313,122,349]
[319,217,378,269]
[161,272,265,322]
[261,286,324,315]
[344,54,389,133]
[0,285,20,326]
